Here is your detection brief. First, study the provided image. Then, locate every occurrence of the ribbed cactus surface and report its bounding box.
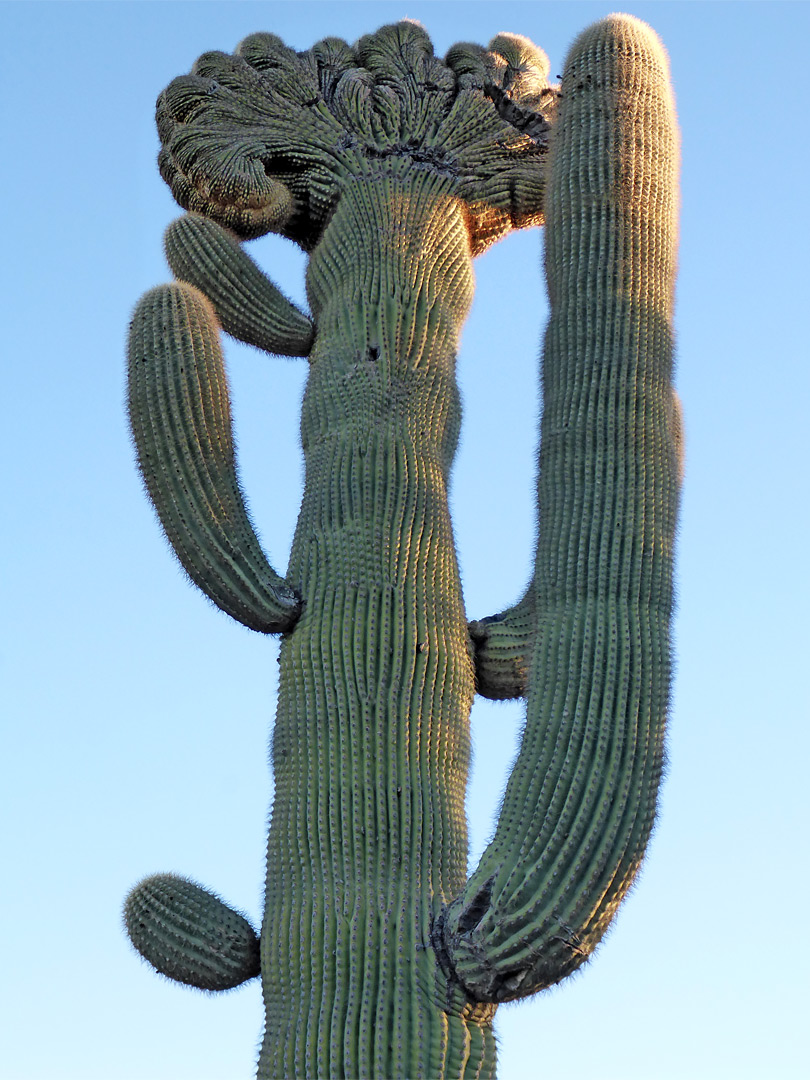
[438,14,681,1003]
[124,874,260,990]
[125,14,680,1078]
[128,281,301,633]
[260,171,495,1079]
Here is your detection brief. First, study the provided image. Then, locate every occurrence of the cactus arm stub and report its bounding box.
[438,14,681,1003]
[164,213,315,357]
[468,589,536,700]
[127,281,301,633]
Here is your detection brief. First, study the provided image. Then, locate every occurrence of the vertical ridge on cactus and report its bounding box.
[124,13,680,1077]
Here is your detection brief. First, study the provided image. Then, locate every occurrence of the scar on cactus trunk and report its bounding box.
[124,15,680,1079]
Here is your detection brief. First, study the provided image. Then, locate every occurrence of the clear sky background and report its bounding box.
[2,2,808,1078]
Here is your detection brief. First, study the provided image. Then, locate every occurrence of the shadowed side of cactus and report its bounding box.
[124,14,680,1078]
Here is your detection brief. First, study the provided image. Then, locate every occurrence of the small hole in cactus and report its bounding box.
[367,346,380,361]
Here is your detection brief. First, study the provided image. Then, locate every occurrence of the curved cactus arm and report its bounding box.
[127,281,301,633]
[124,874,260,991]
[164,213,314,357]
[437,14,680,1003]
[468,589,535,700]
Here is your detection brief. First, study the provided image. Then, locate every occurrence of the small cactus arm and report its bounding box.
[124,874,260,991]
[125,14,680,1078]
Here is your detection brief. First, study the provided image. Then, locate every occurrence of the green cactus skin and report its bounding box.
[164,213,315,356]
[260,169,497,1080]
[438,14,681,1003]
[127,280,300,634]
[468,590,536,700]
[124,874,261,991]
[125,14,680,1078]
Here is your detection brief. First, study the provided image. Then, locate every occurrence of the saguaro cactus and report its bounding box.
[125,14,680,1078]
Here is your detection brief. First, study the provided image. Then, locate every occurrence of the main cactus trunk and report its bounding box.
[261,169,494,1078]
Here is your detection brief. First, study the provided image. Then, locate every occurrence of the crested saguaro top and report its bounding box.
[155,21,557,253]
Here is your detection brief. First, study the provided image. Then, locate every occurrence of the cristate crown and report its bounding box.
[156,20,557,254]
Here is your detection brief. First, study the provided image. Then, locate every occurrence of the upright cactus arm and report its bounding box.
[127,281,301,633]
[164,213,314,357]
[469,397,681,704]
[469,397,681,703]
[438,14,681,1002]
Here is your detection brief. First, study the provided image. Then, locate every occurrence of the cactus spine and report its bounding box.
[125,14,680,1078]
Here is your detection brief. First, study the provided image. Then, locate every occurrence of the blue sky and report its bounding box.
[2,2,809,1078]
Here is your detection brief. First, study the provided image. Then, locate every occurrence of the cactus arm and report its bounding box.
[127,280,300,633]
[155,28,556,256]
[438,14,680,1002]
[124,874,260,990]
[164,213,315,357]
[468,589,535,700]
